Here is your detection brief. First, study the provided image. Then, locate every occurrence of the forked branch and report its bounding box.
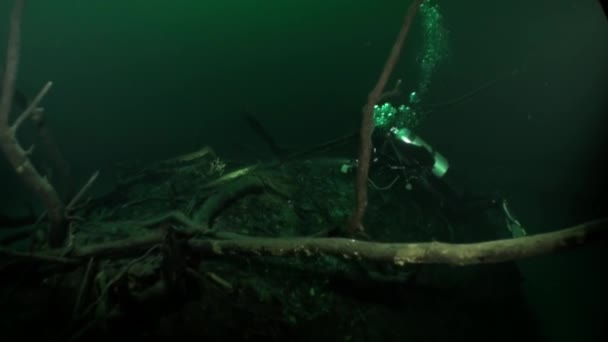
[0,0,67,247]
[350,0,425,233]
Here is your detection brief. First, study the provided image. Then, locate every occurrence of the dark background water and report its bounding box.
[0,0,606,340]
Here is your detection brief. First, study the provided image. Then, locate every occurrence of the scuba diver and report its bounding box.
[362,123,527,239]
[243,107,526,240]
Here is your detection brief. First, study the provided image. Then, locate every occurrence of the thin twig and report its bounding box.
[72,257,95,319]
[11,81,53,131]
[0,0,68,247]
[66,170,99,211]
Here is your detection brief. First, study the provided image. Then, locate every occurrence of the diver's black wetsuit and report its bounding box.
[370,130,502,222]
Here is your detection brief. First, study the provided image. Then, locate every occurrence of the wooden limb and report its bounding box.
[71,230,166,259]
[350,0,424,233]
[189,218,608,266]
[193,176,266,230]
[11,81,52,131]
[73,257,96,319]
[203,270,234,291]
[45,218,606,267]
[66,171,100,211]
[199,164,259,190]
[0,0,67,247]
[2,219,606,287]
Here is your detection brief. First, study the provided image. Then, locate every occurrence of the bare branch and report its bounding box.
[11,81,53,131]
[0,0,68,247]
[188,218,608,266]
[66,170,99,211]
[58,218,608,267]
[0,0,24,125]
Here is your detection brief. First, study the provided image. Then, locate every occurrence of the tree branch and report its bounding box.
[0,0,68,247]
[0,0,23,125]
[189,218,608,266]
[350,0,424,233]
[21,217,601,267]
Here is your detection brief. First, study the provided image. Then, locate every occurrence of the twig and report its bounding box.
[66,171,99,211]
[11,81,52,132]
[73,257,95,319]
[2,218,606,285]
[0,0,23,125]
[0,0,67,247]
[193,176,266,230]
[205,271,234,291]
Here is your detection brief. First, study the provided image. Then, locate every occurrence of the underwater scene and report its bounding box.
[0,0,607,341]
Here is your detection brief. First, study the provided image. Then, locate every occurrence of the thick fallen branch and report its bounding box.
[189,218,608,265]
[18,217,601,267]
